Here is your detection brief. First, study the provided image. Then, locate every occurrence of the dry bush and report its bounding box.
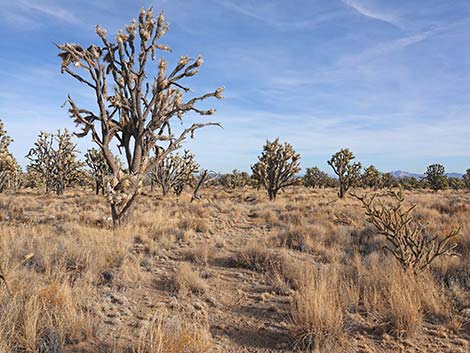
[355,189,459,275]
[289,267,345,352]
[170,263,206,295]
[134,311,212,353]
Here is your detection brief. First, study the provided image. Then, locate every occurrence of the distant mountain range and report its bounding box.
[389,170,464,179]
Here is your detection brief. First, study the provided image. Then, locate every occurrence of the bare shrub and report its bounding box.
[355,189,459,274]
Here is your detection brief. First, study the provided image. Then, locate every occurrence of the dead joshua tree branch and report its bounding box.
[191,169,217,202]
[354,189,459,275]
[57,8,223,226]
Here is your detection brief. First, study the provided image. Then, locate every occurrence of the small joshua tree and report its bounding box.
[425,163,448,191]
[148,150,199,196]
[400,176,420,190]
[219,169,251,189]
[361,165,381,189]
[0,120,20,193]
[464,169,470,189]
[327,148,361,198]
[26,130,82,195]
[303,167,329,189]
[57,8,223,226]
[85,148,113,195]
[355,189,459,275]
[251,138,300,200]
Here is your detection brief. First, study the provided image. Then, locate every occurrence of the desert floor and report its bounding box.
[0,187,468,352]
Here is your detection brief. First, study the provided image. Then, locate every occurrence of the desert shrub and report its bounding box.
[355,189,459,275]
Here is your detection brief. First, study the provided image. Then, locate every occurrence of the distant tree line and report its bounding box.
[1,119,469,203]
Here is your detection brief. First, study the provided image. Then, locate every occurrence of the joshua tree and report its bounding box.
[148,150,199,196]
[381,172,398,189]
[303,166,329,189]
[0,120,20,193]
[251,138,300,200]
[57,9,223,226]
[355,189,459,275]
[327,148,361,198]
[219,169,251,189]
[26,130,82,195]
[425,164,448,191]
[85,148,113,195]
[400,176,420,190]
[361,165,381,189]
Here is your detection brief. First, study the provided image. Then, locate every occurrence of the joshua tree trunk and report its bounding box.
[338,183,345,198]
[111,197,137,227]
[268,188,277,201]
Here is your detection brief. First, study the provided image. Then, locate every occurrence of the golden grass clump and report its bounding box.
[289,267,345,352]
[134,311,212,353]
[170,263,207,295]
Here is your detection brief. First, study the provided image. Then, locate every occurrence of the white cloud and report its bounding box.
[1,0,82,28]
[342,0,401,27]
[214,0,341,30]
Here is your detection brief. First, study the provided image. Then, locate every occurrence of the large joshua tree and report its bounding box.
[328,148,361,198]
[57,9,223,226]
[251,138,301,200]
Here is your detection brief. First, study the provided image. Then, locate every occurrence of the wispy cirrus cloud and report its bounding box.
[341,0,401,28]
[214,0,341,30]
[1,0,82,28]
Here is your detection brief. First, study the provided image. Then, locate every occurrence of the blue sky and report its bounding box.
[1,0,470,173]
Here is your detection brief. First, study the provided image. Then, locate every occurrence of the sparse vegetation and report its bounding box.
[0,5,468,353]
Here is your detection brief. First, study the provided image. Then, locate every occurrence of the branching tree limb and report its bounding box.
[354,189,459,275]
[57,8,223,226]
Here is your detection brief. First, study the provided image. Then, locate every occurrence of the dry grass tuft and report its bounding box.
[133,311,212,353]
[289,267,345,352]
[170,263,207,295]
